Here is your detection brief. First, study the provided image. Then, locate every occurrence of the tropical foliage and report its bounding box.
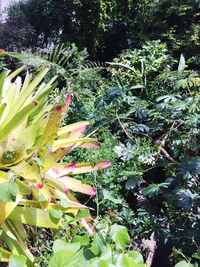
[1,0,200,60]
[0,1,200,266]
[0,66,111,265]
[1,39,199,266]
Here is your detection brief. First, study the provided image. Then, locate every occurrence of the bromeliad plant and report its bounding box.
[0,66,111,265]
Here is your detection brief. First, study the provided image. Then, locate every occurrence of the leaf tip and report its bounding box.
[36,184,43,189]
[64,187,69,194]
[103,161,111,168]
[91,189,96,196]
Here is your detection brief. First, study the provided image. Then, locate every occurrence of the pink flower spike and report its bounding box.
[33,101,38,106]
[36,184,43,189]
[12,138,16,141]
[56,105,62,110]
[48,198,51,203]
[61,147,65,151]
[30,153,36,157]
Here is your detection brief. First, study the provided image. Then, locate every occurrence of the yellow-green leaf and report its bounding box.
[0,247,11,262]
[52,138,98,149]
[8,206,62,228]
[57,176,96,195]
[0,193,22,225]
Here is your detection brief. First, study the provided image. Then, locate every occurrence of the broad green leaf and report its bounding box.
[71,234,89,246]
[110,224,130,250]
[89,259,109,267]
[114,254,147,267]
[48,249,76,267]
[127,251,144,264]
[175,260,195,267]
[102,189,123,204]
[49,248,87,267]
[0,182,19,202]
[90,244,112,265]
[53,239,80,253]
[75,209,90,221]
[101,244,112,260]
[49,209,63,220]
[8,254,27,267]
[60,199,72,208]
[91,233,106,256]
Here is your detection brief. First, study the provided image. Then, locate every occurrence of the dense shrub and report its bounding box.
[1,40,200,266]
